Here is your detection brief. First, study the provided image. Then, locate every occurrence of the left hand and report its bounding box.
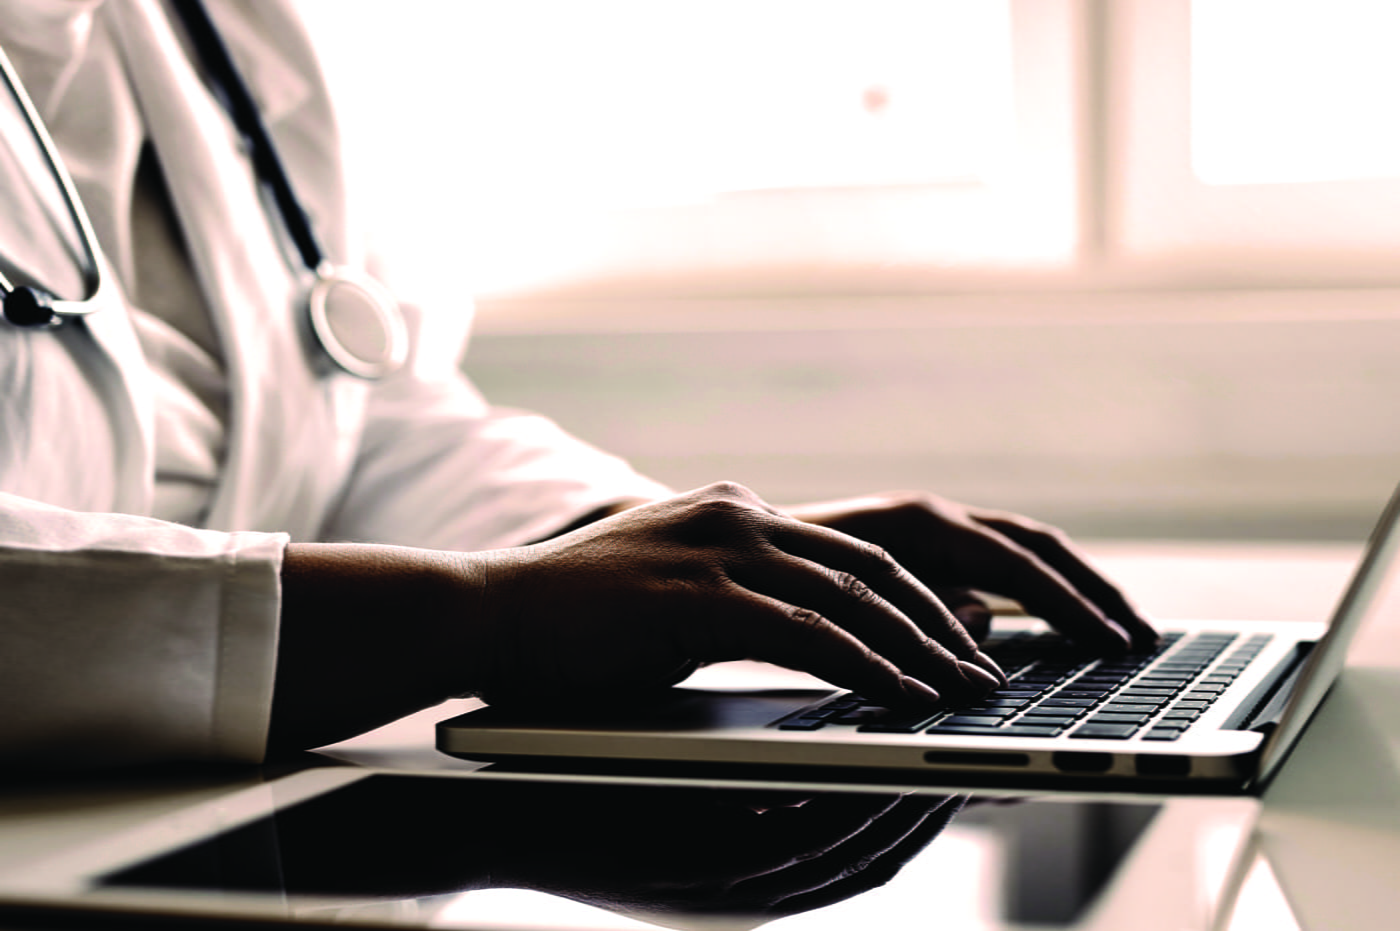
[785,492,1157,652]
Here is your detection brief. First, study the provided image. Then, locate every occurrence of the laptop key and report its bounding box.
[1105,696,1168,708]
[1150,720,1190,732]
[962,699,1031,710]
[926,724,1065,738]
[858,712,945,733]
[1055,689,1116,700]
[778,717,829,731]
[1086,712,1152,726]
[1071,677,1132,688]
[1099,702,1162,715]
[1022,705,1087,718]
[1069,723,1141,739]
[1013,714,1080,728]
[939,715,1012,727]
[956,710,1019,722]
[1143,728,1185,741]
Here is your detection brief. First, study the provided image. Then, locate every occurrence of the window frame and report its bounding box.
[1109,0,1400,288]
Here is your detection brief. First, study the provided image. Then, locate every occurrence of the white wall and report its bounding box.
[465,289,1400,541]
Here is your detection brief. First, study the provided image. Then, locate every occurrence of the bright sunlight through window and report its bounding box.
[297,0,1035,296]
[1192,0,1400,185]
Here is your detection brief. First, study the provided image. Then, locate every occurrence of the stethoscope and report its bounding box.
[0,0,407,379]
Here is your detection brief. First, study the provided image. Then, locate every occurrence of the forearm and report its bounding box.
[268,542,485,753]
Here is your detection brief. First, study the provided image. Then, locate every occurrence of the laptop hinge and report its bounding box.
[1226,642,1315,735]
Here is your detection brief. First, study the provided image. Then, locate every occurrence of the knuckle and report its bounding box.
[832,570,882,605]
[885,490,947,520]
[699,480,757,502]
[677,484,778,544]
[783,605,834,639]
[854,540,905,578]
[684,495,758,530]
[785,605,824,628]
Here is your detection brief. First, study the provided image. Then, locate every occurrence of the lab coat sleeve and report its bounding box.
[320,301,673,552]
[0,493,285,768]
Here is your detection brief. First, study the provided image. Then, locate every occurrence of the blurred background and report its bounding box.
[297,0,1400,541]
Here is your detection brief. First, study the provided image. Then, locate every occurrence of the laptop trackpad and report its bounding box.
[456,688,830,732]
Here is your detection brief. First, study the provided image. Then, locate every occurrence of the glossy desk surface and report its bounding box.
[1,541,1395,930]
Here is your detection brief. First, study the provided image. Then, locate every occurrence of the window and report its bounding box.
[299,0,1400,300]
[297,0,1077,297]
[1114,0,1400,283]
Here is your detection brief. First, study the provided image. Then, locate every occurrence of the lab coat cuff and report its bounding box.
[210,531,288,763]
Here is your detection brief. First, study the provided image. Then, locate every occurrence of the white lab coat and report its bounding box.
[0,0,668,768]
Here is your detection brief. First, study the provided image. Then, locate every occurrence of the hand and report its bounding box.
[462,482,1007,710]
[785,492,1157,651]
[482,783,968,927]
[260,776,965,930]
[272,482,999,751]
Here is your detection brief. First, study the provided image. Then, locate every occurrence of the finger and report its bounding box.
[682,587,945,710]
[739,793,967,915]
[764,520,1003,678]
[934,586,993,643]
[708,792,908,883]
[915,520,1136,653]
[727,552,1001,700]
[971,511,1158,648]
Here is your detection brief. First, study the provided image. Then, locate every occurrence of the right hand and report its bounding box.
[272,482,1002,752]
[459,482,1006,709]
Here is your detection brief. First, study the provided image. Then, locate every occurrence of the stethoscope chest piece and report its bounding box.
[307,269,408,380]
[2,286,60,328]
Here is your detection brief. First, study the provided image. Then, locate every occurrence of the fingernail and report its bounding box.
[899,676,941,705]
[958,661,1002,690]
[971,650,1008,686]
[1102,619,1133,651]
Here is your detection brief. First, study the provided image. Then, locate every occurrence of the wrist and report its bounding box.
[271,542,492,750]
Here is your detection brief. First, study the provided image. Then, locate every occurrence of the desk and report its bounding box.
[1098,543,1400,931]
[0,541,1395,930]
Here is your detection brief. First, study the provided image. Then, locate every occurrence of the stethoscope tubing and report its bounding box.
[169,0,326,275]
[0,48,107,326]
[0,0,406,377]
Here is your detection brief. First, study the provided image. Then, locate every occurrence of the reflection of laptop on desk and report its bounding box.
[439,484,1400,793]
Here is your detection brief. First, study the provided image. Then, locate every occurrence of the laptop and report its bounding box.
[438,483,1400,792]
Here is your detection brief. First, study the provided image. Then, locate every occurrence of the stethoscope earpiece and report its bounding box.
[2,286,59,328]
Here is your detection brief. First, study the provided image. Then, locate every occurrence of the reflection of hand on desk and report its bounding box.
[194,776,964,928]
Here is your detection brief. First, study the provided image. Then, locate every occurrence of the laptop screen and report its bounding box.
[1257,483,1400,785]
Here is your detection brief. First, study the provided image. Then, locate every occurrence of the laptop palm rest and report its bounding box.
[452,688,831,733]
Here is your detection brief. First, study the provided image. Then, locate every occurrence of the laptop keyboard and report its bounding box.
[776,630,1273,741]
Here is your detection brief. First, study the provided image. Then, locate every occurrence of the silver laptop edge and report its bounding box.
[1252,482,1400,787]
